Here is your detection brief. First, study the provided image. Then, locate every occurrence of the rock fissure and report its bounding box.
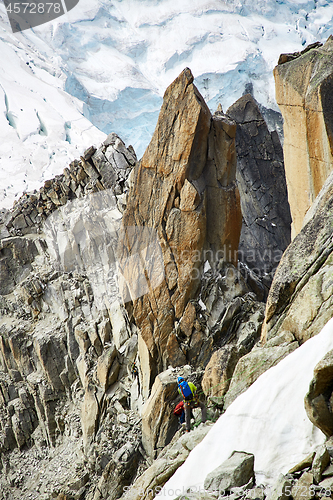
[285,142,331,163]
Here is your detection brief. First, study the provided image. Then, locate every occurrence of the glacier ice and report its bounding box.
[1,0,333,207]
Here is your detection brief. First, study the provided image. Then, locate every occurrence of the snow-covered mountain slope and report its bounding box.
[159,317,333,496]
[1,0,333,208]
[0,5,106,209]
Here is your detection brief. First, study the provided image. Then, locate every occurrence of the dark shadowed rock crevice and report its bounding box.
[227,94,291,297]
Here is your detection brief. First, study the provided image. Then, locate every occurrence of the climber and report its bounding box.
[173,400,186,424]
[177,376,207,432]
[131,361,138,378]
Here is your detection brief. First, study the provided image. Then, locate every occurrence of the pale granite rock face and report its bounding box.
[262,171,333,345]
[201,345,239,400]
[274,37,333,237]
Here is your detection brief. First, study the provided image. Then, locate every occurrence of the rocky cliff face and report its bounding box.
[122,44,333,500]
[274,36,333,237]
[0,67,268,499]
[2,51,333,500]
[227,94,291,294]
[0,135,145,499]
[261,169,333,345]
[0,64,286,498]
[261,37,333,345]
[120,68,242,396]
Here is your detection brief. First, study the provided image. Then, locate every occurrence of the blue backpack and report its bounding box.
[179,380,193,401]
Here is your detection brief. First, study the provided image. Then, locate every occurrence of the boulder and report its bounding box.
[33,329,71,393]
[266,474,293,500]
[97,318,111,345]
[291,472,314,500]
[288,452,315,474]
[122,424,213,500]
[86,324,103,357]
[322,463,333,479]
[318,476,333,492]
[201,345,239,399]
[204,451,255,495]
[305,349,333,437]
[312,445,330,483]
[0,328,34,377]
[96,343,119,391]
[227,94,291,293]
[274,36,333,236]
[224,342,298,409]
[120,68,242,385]
[81,385,103,453]
[74,323,91,354]
[141,368,179,459]
[325,436,333,458]
[264,331,295,348]
[0,237,39,295]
